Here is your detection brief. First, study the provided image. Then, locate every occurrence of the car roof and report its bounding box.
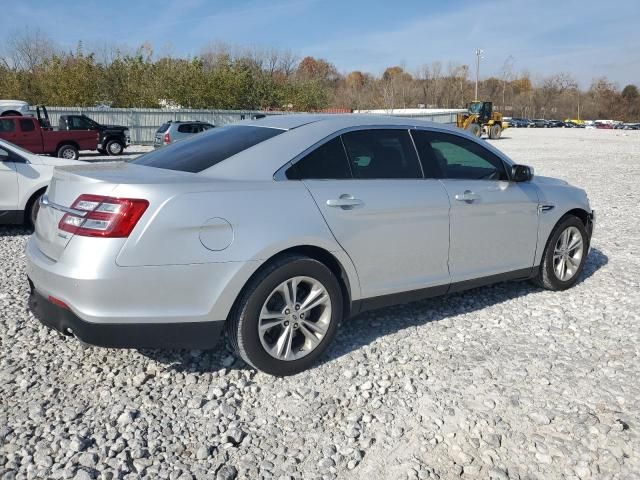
[0,100,29,106]
[167,120,212,124]
[203,114,509,181]
[237,113,449,130]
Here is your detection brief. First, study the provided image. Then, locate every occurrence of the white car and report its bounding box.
[0,139,84,226]
[0,100,31,117]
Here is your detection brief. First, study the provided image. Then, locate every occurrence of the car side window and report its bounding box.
[287,137,352,180]
[341,129,422,179]
[20,119,35,132]
[0,119,15,133]
[413,131,508,181]
[177,124,193,133]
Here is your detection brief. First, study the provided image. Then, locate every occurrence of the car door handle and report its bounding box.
[326,194,364,209]
[454,190,480,202]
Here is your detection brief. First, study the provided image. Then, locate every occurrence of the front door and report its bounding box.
[0,148,18,213]
[412,129,539,283]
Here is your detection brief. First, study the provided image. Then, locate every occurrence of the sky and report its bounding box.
[1,0,639,87]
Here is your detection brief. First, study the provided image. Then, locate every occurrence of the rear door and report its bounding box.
[17,118,43,153]
[413,129,539,283]
[293,128,451,299]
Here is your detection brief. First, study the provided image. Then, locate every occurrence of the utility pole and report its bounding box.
[475,48,483,101]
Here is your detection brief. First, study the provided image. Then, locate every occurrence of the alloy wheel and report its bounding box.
[553,226,584,281]
[258,276,332,361]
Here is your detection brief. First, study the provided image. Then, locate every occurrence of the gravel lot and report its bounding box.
[1,128,639,480]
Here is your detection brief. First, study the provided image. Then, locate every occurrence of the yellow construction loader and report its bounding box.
[456,101,506,139]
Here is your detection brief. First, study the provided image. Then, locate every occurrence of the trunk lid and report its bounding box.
[34,162,198,261]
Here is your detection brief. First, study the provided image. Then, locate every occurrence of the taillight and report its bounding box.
[58,194,149,238]
[164,132,171,144]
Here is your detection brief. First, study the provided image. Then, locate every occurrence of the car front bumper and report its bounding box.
[28,282,224,349]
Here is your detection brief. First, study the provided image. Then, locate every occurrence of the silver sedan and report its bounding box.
[26,115,594,375]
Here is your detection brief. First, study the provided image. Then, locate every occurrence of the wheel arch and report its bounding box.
[535,207,592,266]
[1,110,21,117]
[227,245,357,326]
[55,141,80,153]
[563,207,590,227]
[23,186,47,224]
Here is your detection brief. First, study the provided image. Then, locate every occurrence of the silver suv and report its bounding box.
[153,121,214,148]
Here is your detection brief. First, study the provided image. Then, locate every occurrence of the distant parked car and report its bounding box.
[58,114,130,155]
[154,121,214,148]
[532,119,549,128]
[0,115,98,159]
[0,139,84,226]
[0,100,31,117]
[546,120,564,128]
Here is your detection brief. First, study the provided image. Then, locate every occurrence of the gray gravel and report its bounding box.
[1,128,639,479]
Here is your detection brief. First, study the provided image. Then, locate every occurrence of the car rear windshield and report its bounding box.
[156,123,171,133]
[133,125,284,173]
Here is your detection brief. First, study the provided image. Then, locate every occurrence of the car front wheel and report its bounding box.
[228,254,343,376]
[533,215,589,290]
[106,140,124,155]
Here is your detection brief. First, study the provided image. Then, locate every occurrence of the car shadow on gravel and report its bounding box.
[142,247,608,374]
[321,247,609,364]
[0,226,32,237]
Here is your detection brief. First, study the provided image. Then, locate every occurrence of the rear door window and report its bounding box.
[287,137,352,180]
[20,119,35,132]
[341,129,422,179]
[133,125,284,173]
[177,124,194,133]
[0,119,16,133]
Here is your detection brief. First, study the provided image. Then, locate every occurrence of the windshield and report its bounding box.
[132,125,284,173]
[468,102,483,114]
[81,115,99,128]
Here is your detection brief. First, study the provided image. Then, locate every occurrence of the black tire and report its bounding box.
[489,124,502,139]
[27,191,44,228]
[227,254,343,376]
[467,123,482,138]
[57,144,79,160]
[532,215,590,291]
[106,140,124,156]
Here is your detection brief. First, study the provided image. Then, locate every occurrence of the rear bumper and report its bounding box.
[28,282,225,349]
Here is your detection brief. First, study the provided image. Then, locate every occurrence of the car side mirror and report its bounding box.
[511,164,534,182]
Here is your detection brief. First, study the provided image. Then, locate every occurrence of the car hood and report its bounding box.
[532,175,569,187]
[99,124,128,130]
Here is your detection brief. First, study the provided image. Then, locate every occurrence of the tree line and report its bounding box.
[1,31,638,121]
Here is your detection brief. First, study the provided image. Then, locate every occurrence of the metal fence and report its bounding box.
[33,107,461,145]
[33,107,287,145]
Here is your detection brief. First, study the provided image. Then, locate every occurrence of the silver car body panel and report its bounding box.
[25,115,593,333]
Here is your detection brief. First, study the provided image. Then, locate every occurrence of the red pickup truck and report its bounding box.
[0,115,98,159]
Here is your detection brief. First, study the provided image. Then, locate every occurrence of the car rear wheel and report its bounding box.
[27,192,43,228]
[106,140,124,156]
[227,254,343,376]
[57,144,79,160]
[533,215,589,291]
